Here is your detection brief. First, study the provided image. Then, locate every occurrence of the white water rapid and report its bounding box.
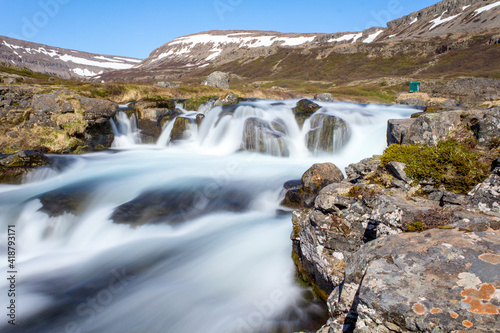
[0,99,415,333]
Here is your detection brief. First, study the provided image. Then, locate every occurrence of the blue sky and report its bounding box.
[1,0,439,59]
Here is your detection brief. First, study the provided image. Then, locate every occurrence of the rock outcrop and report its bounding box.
[287,148,500,332]
[293,99,321,128]
[0,85,119,153]
[0,150,51,183]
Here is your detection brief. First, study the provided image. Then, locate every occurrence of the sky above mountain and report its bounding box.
[1,0,439,58]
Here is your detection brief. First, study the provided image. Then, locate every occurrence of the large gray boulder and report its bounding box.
[314,93,334,102]
[470,108,500,146]
[326,228,500,332]
[468,169,500,215]
[201,71,230,89]
[404,111,461,145]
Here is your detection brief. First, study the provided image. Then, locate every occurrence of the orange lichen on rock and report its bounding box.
[413,303,426,315]
[479,253,500,265]
[431,308,442,314]
[462,320,473,328]
[461,284,499,315]
[451,299,458,303]
[449,311,459,319]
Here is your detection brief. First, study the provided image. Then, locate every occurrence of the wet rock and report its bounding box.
[327,228,500,332]
[314,93,334,102]
[306,114,350,153]
[195,114,205,127]
[386,118,415,145]
[0,150,50,184]
[271,118,288,135]
[170,116,196,142]
[241,117,289,157]
[292,99,320,128]
[38,182,95,216]
[111,186,252,225]
[134,98,175,113]
[201,71,229,89]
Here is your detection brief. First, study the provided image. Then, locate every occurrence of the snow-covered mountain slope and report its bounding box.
[379,0,500,41]
[0,35,142,79]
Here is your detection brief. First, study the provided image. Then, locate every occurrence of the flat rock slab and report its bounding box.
[330,228,500,332]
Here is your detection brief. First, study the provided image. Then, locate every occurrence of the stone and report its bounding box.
[301,163,344,207]
[470,109,500,146]
[468,172,500,215]
[306,114,350,153]
[201,71,230,89]
[327,228,500,332]
[156,81,179,88]
[404,111,462,146]
[314,93,334,102]
[385,161,412,184]
[0,150,51,184]
[241,117,289,157]
[170,117,195,142]
[386,118,416,145]
[345,157,382,182]
[213,91,239,107]
[292,99,320,128]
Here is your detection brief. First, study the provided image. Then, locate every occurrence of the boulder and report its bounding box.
[314,93,334,102]
[386,118,416,145]
[470,109,500,146]
[306,114,350,153]
[111,186,252,226]
[213,91,239,107]
[241,117,289,157]
[201,71,230,89]
[301,163,344,207]
[156,81,179,88]
[292,99,320,128]
[326,228,500,332]
[404,111,461,146]
[170,116,195,142]
[345,157,382,183]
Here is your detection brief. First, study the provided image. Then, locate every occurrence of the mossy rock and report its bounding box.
[170,117,195,142]
[184,96,215,111]
[292,99,320,128]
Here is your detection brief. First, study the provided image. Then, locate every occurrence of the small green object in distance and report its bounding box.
[409,81,421,93]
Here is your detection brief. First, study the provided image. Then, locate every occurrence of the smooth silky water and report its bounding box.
[0,100,415,333]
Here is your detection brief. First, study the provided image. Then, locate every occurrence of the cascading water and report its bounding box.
[0,99,416,333]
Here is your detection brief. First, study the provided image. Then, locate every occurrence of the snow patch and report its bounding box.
[153,33,316,62]
[363,30,383,43]
[328,33,362,43]
[410,17,418,25]
[72,68,103,77]
[428,11,461,30]
[462,5,470,11]
[58,54,136,69]
[475,1,500,15]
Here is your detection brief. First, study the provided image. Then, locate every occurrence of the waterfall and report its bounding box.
[0,99,416,333]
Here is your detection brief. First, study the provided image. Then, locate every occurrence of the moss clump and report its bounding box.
[381,139,489,193]
[184,96,214,111]
[346,185,377,198]
[405,221,424,232]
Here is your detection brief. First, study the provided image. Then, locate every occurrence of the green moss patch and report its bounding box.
[381,139,489,193]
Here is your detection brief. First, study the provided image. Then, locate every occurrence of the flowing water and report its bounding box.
[0,100,415,333]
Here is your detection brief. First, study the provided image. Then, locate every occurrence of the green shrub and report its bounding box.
[381,139,489,193]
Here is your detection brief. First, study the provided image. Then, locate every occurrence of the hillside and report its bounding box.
[99,0,500,83]
[0,35,141,79]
